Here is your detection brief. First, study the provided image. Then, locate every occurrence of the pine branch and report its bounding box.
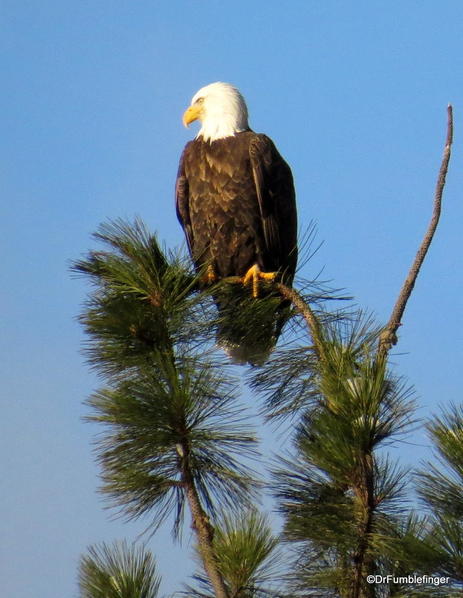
[78,540,161,598]
[271,330,415,596]
[74,221,262,598]
[275,282,327,363]
[180,443,230,598]
[186,510,285,598]
[378,105,453,356]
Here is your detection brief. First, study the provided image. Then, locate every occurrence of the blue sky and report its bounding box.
[2,1,462,596]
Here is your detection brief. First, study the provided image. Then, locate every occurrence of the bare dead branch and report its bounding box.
[378,105,453,357]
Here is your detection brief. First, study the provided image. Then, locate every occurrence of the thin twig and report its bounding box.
[275,282,326,362]
[378,105,453,357]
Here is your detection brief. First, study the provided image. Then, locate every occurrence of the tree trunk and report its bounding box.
[179,444,230,598]
[350,453,376,598]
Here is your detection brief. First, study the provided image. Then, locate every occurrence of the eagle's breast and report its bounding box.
[183,132,265,278]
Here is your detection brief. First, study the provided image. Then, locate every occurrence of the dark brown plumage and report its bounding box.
[176,131,297,286]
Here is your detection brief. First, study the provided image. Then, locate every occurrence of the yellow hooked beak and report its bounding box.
[182,104,203,127]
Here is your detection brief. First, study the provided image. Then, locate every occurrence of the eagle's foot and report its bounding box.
[201,264,217,285]
[242,264,277,298]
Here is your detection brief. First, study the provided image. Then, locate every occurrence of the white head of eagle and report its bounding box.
[183,82,249,142]
[176,82,298,365]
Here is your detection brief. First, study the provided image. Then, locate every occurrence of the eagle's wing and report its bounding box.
[249,134,297,280]
[175,144,194,255]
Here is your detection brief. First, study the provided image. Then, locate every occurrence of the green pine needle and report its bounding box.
[78,540,161,598]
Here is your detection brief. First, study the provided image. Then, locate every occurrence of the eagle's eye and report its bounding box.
[194,97,204,105]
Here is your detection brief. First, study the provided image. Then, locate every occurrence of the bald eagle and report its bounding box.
[176,82,297,364]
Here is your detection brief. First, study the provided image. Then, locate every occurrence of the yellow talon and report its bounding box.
[242,264,277,297]
[201,264,217,285]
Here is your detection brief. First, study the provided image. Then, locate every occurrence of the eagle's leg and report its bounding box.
[242,264,277,298]
[201,264,217,285]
